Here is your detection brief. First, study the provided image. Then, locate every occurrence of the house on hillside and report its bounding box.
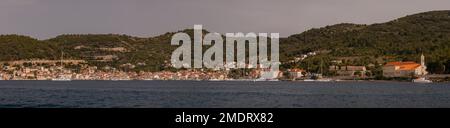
[382,54,428,77]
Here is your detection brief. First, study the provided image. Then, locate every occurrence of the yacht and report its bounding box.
[303,79,316,82]
[254,78,279,81]
[302,78,333,82]
[52,75,72,81]
[316,78,333,82]
[413,77,432,83]
[52,44,72,82]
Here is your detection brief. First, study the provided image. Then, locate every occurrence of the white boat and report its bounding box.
[229,79,257,81]
[335,79,345,82]
[303,79,316,82]
[110,77,131,81]
[254,78,279,82]
[52,76,72,81]
[208,79,221,81]
[52,46,72,82]
[413,77,432,83]
[316,78,333,82]
[303,78,333,82]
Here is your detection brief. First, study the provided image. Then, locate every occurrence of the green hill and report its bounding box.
[281,10,450,74]
[0,10,449,74]
[0,35,58,61]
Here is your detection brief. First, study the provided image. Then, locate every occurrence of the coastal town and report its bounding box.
[0,61,228,81]
[0,53,447,83]
[0,11,449,83]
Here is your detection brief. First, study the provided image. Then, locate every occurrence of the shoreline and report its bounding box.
[0,79,448,83]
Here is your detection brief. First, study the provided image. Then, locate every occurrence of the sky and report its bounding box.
[1,0,450,39]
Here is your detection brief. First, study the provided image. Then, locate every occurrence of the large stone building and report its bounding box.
[382,54,428,77]
[329,66,367,77]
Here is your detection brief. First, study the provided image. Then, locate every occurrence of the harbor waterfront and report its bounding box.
[0,80,449,108]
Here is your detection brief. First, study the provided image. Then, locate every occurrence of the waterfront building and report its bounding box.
[288,68,305,79]
[329,65,367,77]
[382,54,428,77]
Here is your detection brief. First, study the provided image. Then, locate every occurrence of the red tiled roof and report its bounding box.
[385,61,417,66]
[385,61,421,70]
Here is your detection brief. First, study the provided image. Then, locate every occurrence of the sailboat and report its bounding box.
[52,44,72,81]
[304,59,332,82]
[52,74,72,81]
[412,77,432,83]
[316,59,332,82]
[412,54,432,83]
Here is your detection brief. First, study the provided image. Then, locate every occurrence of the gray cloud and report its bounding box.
[1,0,449,39]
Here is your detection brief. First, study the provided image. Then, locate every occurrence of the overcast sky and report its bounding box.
[1,0,449,39]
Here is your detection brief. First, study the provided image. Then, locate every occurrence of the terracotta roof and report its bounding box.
[385,61,421,70]
[399,64,421,70]
[385,61,416,66]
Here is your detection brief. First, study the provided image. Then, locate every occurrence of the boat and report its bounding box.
[301,59,333,82]
[413,77,432,83]
[52,78,71,81]
[316,78,333,82]
[52,44,72,82]
[110,77,131,81]
[208,78,219,81]
[303,79,316,82]
[52,75,72,81]
[250,70,281,82]
[302,78,333,82]
[254,78,279,81]
[335,79,345,82]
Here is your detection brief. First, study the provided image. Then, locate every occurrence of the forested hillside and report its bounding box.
[0,11,449,73]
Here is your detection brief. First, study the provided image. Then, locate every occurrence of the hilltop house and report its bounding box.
[329,65,367,77]
[382,54,428,77]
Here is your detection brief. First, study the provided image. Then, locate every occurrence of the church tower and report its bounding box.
[420,53,428,75]
[421,53,425,67]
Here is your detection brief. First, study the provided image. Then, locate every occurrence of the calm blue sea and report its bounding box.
[0,81,449,108]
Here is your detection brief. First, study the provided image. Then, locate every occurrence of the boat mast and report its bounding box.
[320,59,324,75]
[60,41,64,69]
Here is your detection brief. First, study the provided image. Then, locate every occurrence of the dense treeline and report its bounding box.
[281,11,450,74]
[0,35,58,61]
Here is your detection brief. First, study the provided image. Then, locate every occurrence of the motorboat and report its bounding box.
[413,77,432,83]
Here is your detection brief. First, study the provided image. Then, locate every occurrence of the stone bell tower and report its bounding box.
[421,53,425,67]
[420,53,428,75]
